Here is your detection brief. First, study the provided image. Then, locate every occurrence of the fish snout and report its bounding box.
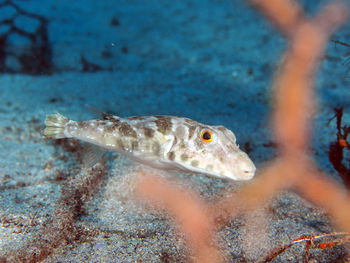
[234,153,256,180]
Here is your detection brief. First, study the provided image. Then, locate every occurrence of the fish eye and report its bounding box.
[201,130,213,143]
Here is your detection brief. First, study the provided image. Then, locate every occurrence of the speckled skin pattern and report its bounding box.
[44,113,256,180]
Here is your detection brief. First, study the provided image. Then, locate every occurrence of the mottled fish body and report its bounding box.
[44,113,256,180]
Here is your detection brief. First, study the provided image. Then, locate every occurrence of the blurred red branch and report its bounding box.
[136,173,222,263]
[134,1,350,262]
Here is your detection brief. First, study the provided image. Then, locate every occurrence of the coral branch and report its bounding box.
[135,173,222,263]
[273,1,348,153]
[249,0,304,35]
[297,171,350,231]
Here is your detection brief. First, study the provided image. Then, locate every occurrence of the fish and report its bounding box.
[44,113,256,180]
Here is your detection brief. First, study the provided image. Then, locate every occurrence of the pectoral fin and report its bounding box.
[82,142,106,168]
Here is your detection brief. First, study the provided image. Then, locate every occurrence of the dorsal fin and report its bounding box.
[85,104,114,120]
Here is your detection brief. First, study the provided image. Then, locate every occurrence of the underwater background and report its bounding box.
[0,0,349,262]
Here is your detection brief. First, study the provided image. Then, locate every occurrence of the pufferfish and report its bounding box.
[44,113,256,181]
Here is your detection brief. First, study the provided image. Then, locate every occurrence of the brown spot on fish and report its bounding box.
[188,125,196,140]
[191,160,199,167]
[170,134,178,150]
[104,120,121,132]
[168,151,175,161]
[115,138,125,150]
[78,121,91,129]
[143,127,155,138]
[155,116,172,134]
[181,153,189,162]
[131,141,139,151]
[184,118,198,126]
[119,122,137,138]
[110,118,121,124]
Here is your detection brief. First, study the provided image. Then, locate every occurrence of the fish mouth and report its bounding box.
[237,162,257,180]
[240,168,256,180]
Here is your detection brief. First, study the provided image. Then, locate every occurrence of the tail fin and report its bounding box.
[44,113,69,139]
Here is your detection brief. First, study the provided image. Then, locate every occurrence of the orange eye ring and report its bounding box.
[201,130,213,143]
